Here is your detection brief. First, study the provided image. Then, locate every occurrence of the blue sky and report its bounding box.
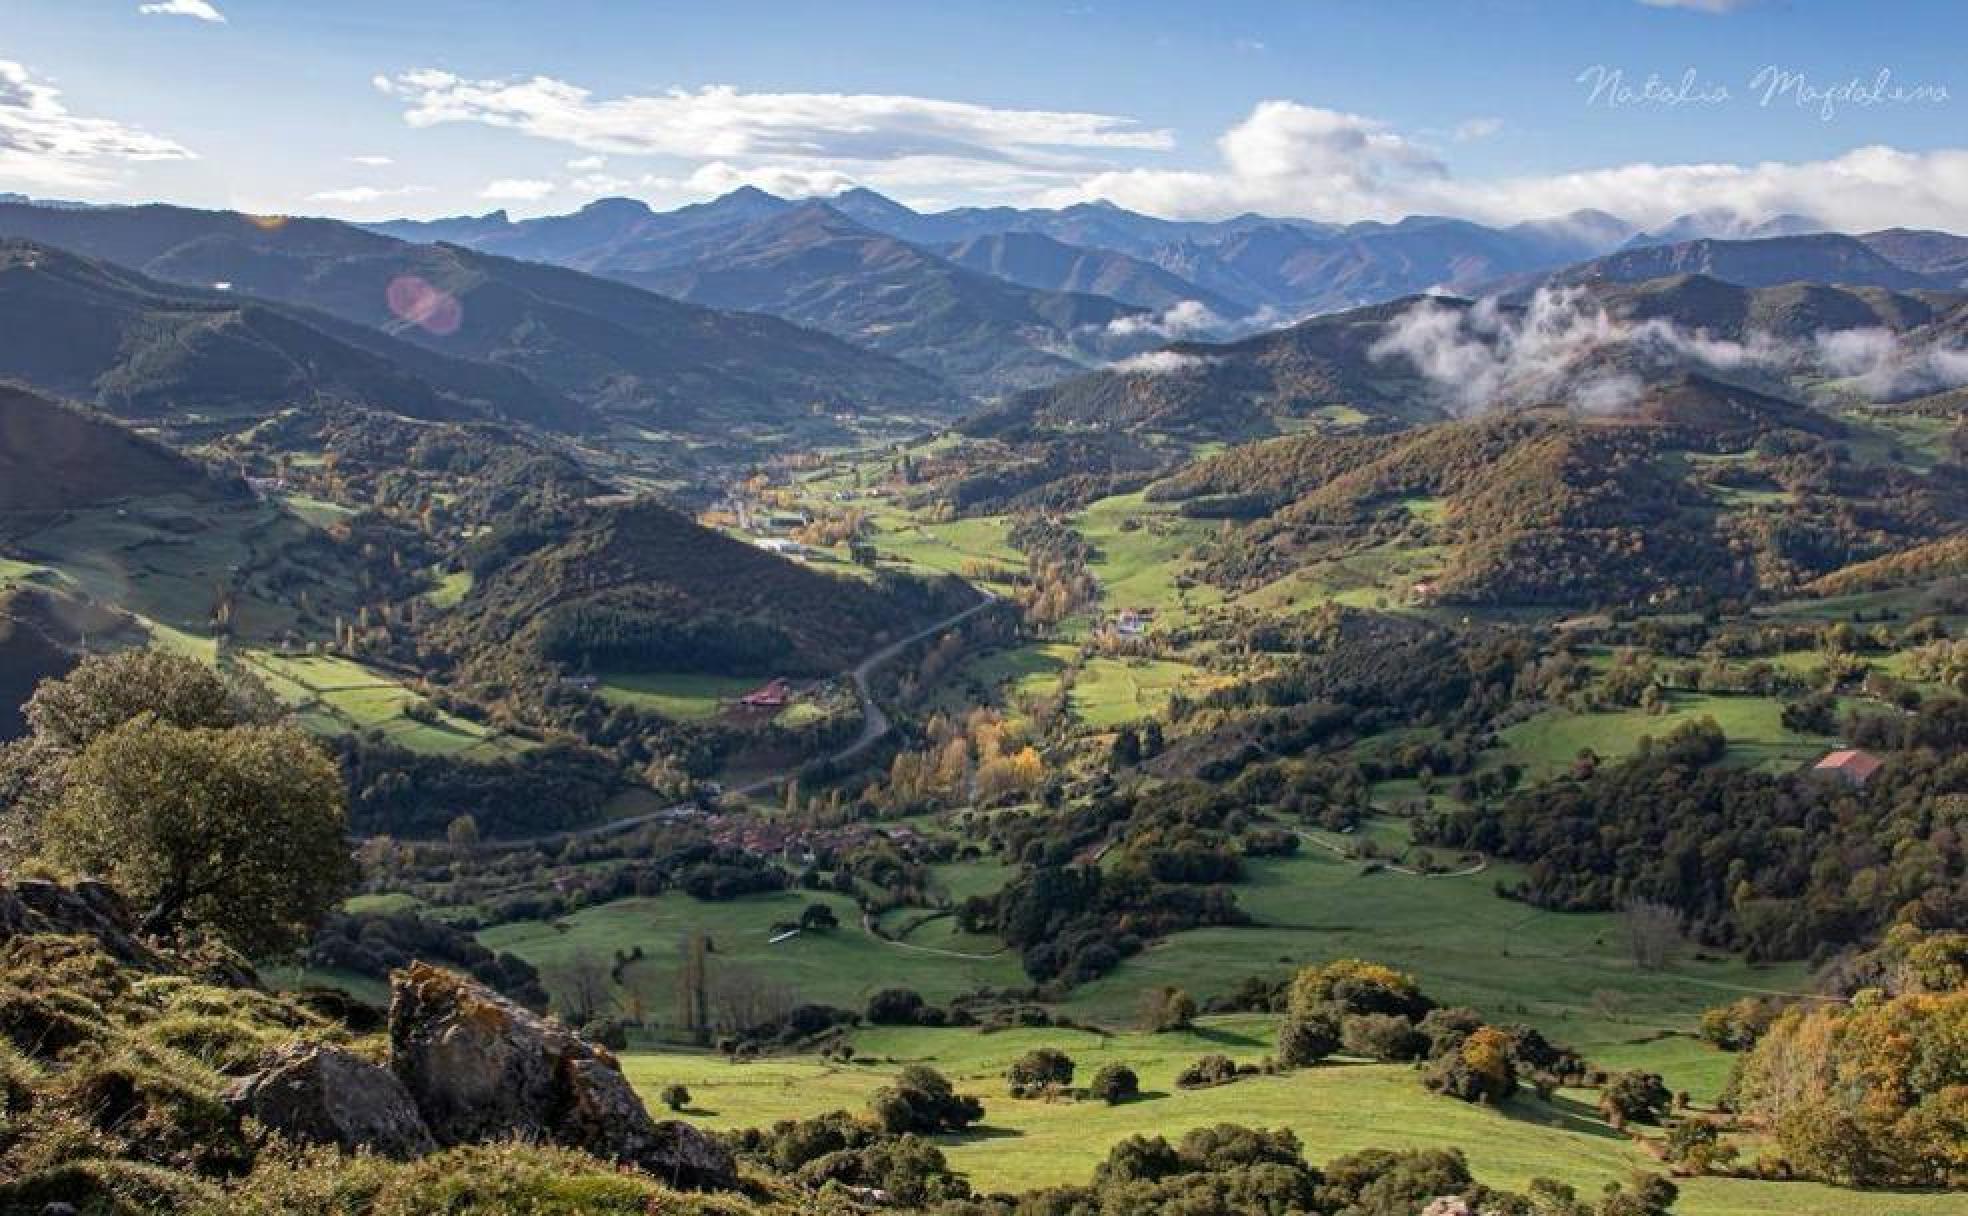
[4,0,1965,230]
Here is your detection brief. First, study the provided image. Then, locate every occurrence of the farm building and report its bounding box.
[1812,749,1883,787]
[740,678,794,709]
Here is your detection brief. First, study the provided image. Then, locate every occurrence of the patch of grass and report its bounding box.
[237,650,523,757]
[280,494,356,529]
[477,891,1023,1019]
[1497,691,1832,781]
[1069,657,1201,728]
[1055,849,1811,1097]
[424,568,473,609]
[596,672,763,721]
[619,1023,1958,1215]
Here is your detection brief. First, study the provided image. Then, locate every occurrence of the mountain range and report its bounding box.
[381,190,1152,395]
[373,188,1968,384]
[977,274,1968,442]
[0,201,953,437]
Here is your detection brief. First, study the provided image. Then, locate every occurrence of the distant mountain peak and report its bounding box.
[578,196,654,217]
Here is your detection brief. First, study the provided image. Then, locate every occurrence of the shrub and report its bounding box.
[1174,1053,1242,1090]
[1087,1063,1139,1105]
[1599,1071,1673,1127]
[869,1065,983,1134]
[1276,1007,1341,1067]
[1663,1119,1738,1173]
[1006,1047,1075,1093]
[1341,1012,1427,1061]
[660,1084,690,1112]
[865,988,927,1025]
[1422,1026,1517,1104]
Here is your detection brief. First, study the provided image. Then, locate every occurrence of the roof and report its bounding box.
[1814,749,1884,780]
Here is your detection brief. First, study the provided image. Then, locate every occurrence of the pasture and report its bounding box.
[619,1021,1956,1215]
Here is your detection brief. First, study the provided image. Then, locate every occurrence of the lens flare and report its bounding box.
[385,275,463,336]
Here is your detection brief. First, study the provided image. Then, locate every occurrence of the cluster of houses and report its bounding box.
[701,813,929,869]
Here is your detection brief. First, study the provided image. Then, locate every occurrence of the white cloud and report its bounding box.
[1048,98,1968,232]
[674,161,855,198]
[347,155,394,167]
[0,59,193,189]
[1369,287,1968,415]
[309,184,432,204]
[1105,300,1228,341]
[1453,117,1503,142]
[375,72,1171,195]
[479,177,557,201]
[1110,350,1212,375]
[137,0,226,22]
[566,154,607,171]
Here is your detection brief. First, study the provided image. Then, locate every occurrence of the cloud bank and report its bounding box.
[1049,100,1968,232]
[138,0,226,21]
[0,59,193,189]
[1369,287,1968,414]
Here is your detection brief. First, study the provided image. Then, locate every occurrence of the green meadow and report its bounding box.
[597,671,764,720]
[619,1021,1955,1215]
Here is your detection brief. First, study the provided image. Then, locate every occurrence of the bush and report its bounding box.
[660,1084,690,1112]
[869,1065,983,1134]
[1341,1012,1427,1061]
[865,988,927,1025]
[1174,1053,1243,1090]
[1422,1026,1517,1104]
[1664,1119,1737,1173]
[1006,1048,1075,1093]
[1600,1070,1673,1127]
[1276,1008,1341,1067]
[1087,1063,1139,1105]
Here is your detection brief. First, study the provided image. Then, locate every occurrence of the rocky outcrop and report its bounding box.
[222,1042,435,1159]
[388,961,735,1188]
[0,879,162,968]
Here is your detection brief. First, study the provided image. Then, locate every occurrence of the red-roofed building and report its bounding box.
[1813,749,1884,787]
[740,679,793,709]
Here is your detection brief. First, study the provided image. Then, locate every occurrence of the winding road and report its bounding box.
[470,591,999,854]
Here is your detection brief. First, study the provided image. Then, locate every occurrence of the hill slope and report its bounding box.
[981,275,1968,441]
[0,241,582,428]
[379,192,1146,397]
[0,383,244,509]
[1538,233,1942,292]
[0,201,954,431]
[436,501,968,682]
[938,230,1245,317]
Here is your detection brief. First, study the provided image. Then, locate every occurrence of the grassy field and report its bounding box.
[872,514,1022,581]
[1069,656,1203,728]
[1055,848,1814,1100]
[423,568,473,609]
[1496,690,1836,781]
[5,496,357,644]
[238,650,522,757]
[1071,491,1223,624]
[619,1021,1955,1215]
[478,889,1024,1019]
[597,671,764,721]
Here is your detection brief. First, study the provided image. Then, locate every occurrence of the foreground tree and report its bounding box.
[3,648,273,860]
[38,717,353,954]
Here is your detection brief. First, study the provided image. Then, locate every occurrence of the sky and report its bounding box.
[3,0,1966,231]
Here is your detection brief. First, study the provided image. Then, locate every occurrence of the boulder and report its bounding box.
[222,1042,434,1159]
[388,962,735,1188]
[0,879,160,968]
